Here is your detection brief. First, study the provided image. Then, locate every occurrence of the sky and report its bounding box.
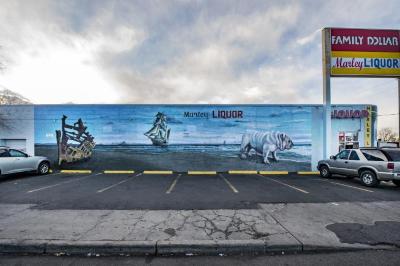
[0,0,399,130]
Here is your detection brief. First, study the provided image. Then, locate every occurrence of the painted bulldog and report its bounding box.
[240,131,294,164]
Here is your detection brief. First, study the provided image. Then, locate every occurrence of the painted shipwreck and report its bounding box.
[56,115,95,165]
[144,112,170,146]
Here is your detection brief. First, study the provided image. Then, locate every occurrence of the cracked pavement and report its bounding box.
[0,201,399,253]
[0,205,292,243]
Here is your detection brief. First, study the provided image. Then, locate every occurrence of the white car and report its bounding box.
[0,146,51,176]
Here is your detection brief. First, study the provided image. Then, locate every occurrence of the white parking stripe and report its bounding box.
[219,174,239,193]
[2,172,62,185]
[258,174,309,194]
[27,173,102,193]
[96,173,141,193]
[325,180,374,193]
[166,174,181,194]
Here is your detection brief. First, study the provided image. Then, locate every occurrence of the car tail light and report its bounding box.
[387,163,394,170]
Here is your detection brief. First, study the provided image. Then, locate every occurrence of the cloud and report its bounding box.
[0,0,399,130]
[296,29,320,46]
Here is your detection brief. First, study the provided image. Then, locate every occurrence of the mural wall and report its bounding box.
[34,105,312,171]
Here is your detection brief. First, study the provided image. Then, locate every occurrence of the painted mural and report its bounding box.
[34,105,312,171]
[56,115,95,165]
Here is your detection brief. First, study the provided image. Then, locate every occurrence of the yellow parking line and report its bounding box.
[259,171,289,175]
[104,170,135,174]
[228,170,258,175]
[258,174,309,194]
[219,174,239,193]
[60,170,92,174]
[166,174,181,194]
[143,170,173,175]
[188,171,217,175]
[298,171,319,175]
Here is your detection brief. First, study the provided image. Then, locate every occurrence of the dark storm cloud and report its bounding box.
[0,0,400,130]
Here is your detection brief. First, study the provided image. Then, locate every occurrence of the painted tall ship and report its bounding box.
[144,112,170,146]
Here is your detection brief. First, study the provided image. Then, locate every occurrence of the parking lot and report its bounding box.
[1,171,399,210]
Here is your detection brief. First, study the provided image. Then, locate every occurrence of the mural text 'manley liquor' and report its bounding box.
[183,110,244,119]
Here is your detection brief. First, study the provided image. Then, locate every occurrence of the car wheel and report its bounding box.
[38,162,50,175]
[359,170,379,187]
[393,180,400,187]
[319,165,331,178]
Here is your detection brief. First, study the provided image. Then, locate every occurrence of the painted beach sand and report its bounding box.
[35,144,311,171]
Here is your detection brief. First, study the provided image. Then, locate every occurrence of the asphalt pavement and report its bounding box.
[0,172,399,210]
[0,172,400,256]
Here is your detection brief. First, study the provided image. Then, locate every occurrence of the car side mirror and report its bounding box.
[330,155,336,160]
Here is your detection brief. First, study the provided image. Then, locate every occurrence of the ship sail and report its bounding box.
[144,112,170,146]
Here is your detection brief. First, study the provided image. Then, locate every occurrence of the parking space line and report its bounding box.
[298,171,320,175]
[228,170,257,175]
[219,174,239,193]
[322,179,374,193]
[258,174,309,194]
[144,170,173,175]
[259,171,288,175]
[96,173,142,193]
[166,174,181,194]
[2,172,64,185]
[27,173,102,193]
[60,170,92,174]
[104,170,135,174]
[188,171,217,175]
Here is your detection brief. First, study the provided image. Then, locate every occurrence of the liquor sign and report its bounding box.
[331,109,369,119]
[329,28,400,77]
[364,105,373,147]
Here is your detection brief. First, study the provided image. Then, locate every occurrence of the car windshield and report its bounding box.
[381,149,400,162]
[9,149,27,157]
[336,150,350,160]
[0,149,9,157]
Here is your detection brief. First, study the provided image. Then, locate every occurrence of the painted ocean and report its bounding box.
[93,144,312,163]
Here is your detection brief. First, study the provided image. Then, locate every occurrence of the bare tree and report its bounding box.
[378,127,398,142]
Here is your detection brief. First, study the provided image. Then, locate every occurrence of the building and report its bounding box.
[0,104,377,172]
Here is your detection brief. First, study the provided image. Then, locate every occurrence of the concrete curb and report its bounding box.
[0,239,379,256]
[157,240,267,255]
[0,239,156,256]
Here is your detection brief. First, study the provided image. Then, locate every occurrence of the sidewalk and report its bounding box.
[0,202,399,256]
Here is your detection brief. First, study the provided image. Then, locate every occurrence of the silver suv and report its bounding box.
[0,147,51,177]
[317,148,400,187]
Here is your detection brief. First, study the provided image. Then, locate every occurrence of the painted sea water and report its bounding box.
[93,144,312,163]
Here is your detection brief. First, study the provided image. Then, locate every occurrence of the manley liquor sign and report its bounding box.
[329,28,400,77]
